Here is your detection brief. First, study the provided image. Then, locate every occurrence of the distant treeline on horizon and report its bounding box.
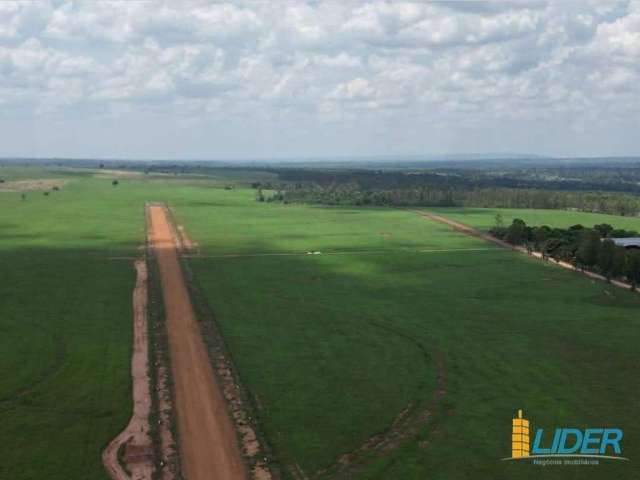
[258,166,640,217]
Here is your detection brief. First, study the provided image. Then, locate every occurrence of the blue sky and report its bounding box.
[0,1,639,160]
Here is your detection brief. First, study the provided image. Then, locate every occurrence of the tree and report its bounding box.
[612,246,627,280]
[21,193,27,201]
[611,228,639,238]
[494,213,504,229]
[505,219,528,245]
[112,180,119,186]
[533,225,551,251]
[624,250,640,290]
[576,230,600,269]
[594,223,614,237]
[597,239,616,280]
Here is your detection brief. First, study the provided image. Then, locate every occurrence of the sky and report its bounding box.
[0,0,639,160]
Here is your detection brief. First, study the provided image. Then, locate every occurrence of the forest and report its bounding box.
[260,164,640,216]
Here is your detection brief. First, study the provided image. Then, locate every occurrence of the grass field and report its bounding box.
[0,175,142,479]
[2,167,639,479]
[0,168,277,479]
[175,197,640,479]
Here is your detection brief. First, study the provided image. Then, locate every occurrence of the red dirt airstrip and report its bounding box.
[147,205,246,480]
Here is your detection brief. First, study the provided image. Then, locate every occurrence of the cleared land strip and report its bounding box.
[414,210,637,292]
[102,260,153,480]
[147,205,246,480]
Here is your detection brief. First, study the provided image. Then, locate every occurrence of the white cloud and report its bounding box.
[0,0,638,158]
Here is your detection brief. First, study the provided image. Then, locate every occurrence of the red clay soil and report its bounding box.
[177,224,198,254]
[414,210,637,292]
[147,205,246,480]
[155,362,177,480]
[103,260,154,480]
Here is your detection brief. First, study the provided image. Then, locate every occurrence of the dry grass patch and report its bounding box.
[0,179,67,192]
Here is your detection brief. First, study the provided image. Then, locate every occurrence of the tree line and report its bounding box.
[492,218,640,288]
[267,183,640,217]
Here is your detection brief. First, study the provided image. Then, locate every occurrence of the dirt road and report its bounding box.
[103,260,153,480]
[415,210,636,292]
[147,205,246,480]
[411,211,516,249]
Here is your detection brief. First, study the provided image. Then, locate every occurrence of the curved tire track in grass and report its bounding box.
[0,331,66,406]
[313,320,446,480]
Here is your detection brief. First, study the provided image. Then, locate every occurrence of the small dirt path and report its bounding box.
[147,205,246,480]
[411,211,515,248]
[413,210,637,292]
[103,260,153,480]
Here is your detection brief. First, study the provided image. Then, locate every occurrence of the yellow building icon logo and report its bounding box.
[512,409,530,458]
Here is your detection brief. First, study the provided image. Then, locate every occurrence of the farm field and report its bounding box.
[174,195,640,479]
[0,168,260,479]
[1,167,639,479]
[0,173,142,480]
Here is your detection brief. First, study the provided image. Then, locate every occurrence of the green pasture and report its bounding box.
[0,175,145,479]
[0,167,279,479]
[176,197,640,480]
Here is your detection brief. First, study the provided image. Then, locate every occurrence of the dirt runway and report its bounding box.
[148,205,246,480]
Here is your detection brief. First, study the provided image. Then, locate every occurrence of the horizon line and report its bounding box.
[2,154,640,163]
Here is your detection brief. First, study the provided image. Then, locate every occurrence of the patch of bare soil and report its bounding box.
[103,260,154,480]
[164,208,199,255]
[95,169,145,178]
[155,363,176,480]
[215,357,274,480]
[0,179,66,192]
[176,224,198,254]
[155,208,198,257]
[147,205,246,480]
